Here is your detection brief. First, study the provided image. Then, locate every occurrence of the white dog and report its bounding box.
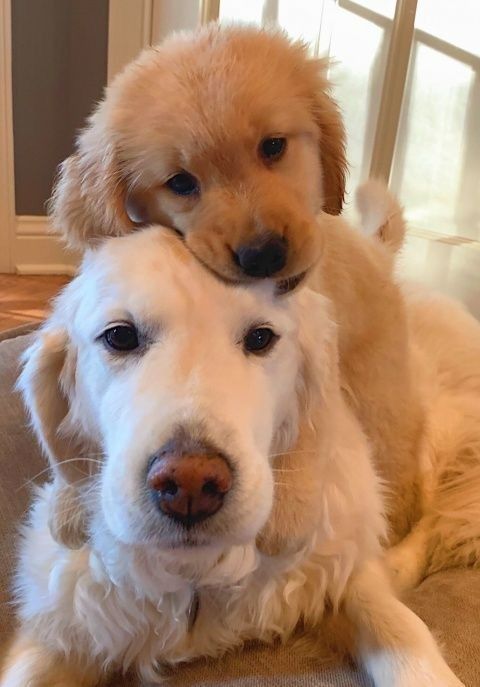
[2,192,475,686]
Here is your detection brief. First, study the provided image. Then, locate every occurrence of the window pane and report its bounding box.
[391,2,480,239]
[219,0,263,24]
[11,0,109,216]
[358,0,396,19]
[415,0,480,57]
[276,0,326,48]
[328,7,390,199]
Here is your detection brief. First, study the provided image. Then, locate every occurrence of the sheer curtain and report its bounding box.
[392,0,480,240]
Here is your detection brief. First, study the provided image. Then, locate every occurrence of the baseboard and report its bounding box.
[15,215,51,236]
[15,263,77,276]
[13,216,79,275]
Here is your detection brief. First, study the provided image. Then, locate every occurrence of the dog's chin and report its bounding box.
[145,524,260,552]
[162,533,213,550]
[182,237,311,293]
[275,270,307,295]
[191,257,309,295]
[225,268,309,294]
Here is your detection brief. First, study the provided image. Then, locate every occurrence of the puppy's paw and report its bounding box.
[371,654,465,687]
[394,667,465,687]
[0,634,99,687]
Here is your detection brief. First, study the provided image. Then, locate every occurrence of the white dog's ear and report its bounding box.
[19,329,75,472]
[257,291,340,556]
[49,108,135,249]
[296,290,340,423]
[18,328,88,548]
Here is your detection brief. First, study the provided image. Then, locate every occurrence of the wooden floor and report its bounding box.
[0,274,70,333]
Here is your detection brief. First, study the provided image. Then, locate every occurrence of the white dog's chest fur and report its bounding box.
[17,482,381,682]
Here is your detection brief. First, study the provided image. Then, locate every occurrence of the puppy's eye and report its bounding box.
[103,324,139,352]
[166,172,199,196]
[259,137,287,162]
[243,327,278,355]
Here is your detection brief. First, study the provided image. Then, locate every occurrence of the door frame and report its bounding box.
[0,0,213,274]
[0,0,157,274]
[0,0,14,272]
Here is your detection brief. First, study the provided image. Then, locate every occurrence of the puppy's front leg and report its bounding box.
[1,633,102,687]
[343,561,464,687]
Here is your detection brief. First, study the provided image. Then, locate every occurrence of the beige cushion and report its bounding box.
[0,332,479,686]
[0,330,46,652]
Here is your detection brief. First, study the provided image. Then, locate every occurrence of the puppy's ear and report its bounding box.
[18,328,88,548]
[311,61,348,215]
[49,109,135,249]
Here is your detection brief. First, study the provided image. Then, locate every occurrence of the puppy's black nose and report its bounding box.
[234,236,287,278]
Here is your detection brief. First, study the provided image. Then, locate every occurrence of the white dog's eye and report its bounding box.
[243,326,279,355]
[102,324,139,352]
[259,137,287,162]
[166,172,199,196]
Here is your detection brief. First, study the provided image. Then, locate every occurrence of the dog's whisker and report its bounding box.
[55,498,92,515]
[269,450,316,458]
[16,458,103,492]
[49,483,100,518]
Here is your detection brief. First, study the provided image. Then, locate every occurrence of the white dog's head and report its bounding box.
[20,228,337,553]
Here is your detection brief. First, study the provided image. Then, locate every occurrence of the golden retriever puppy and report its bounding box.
[2,221,466,687]
[50,25,423,542]
[50,24,346,278]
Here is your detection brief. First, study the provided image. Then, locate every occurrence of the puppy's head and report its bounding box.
[50,24,346,286]
[20,228,337,552]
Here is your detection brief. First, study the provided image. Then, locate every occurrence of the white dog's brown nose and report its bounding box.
[147,452,233,527]
[234,235,287,278]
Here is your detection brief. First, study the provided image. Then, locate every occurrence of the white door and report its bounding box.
[0,0,201,275]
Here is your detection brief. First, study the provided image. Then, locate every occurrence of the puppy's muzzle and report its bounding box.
[147,442,233,528]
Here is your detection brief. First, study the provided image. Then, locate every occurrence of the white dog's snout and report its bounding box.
[145,429,234,529]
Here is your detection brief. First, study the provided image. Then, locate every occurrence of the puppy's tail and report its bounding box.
[355,179,406,254]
